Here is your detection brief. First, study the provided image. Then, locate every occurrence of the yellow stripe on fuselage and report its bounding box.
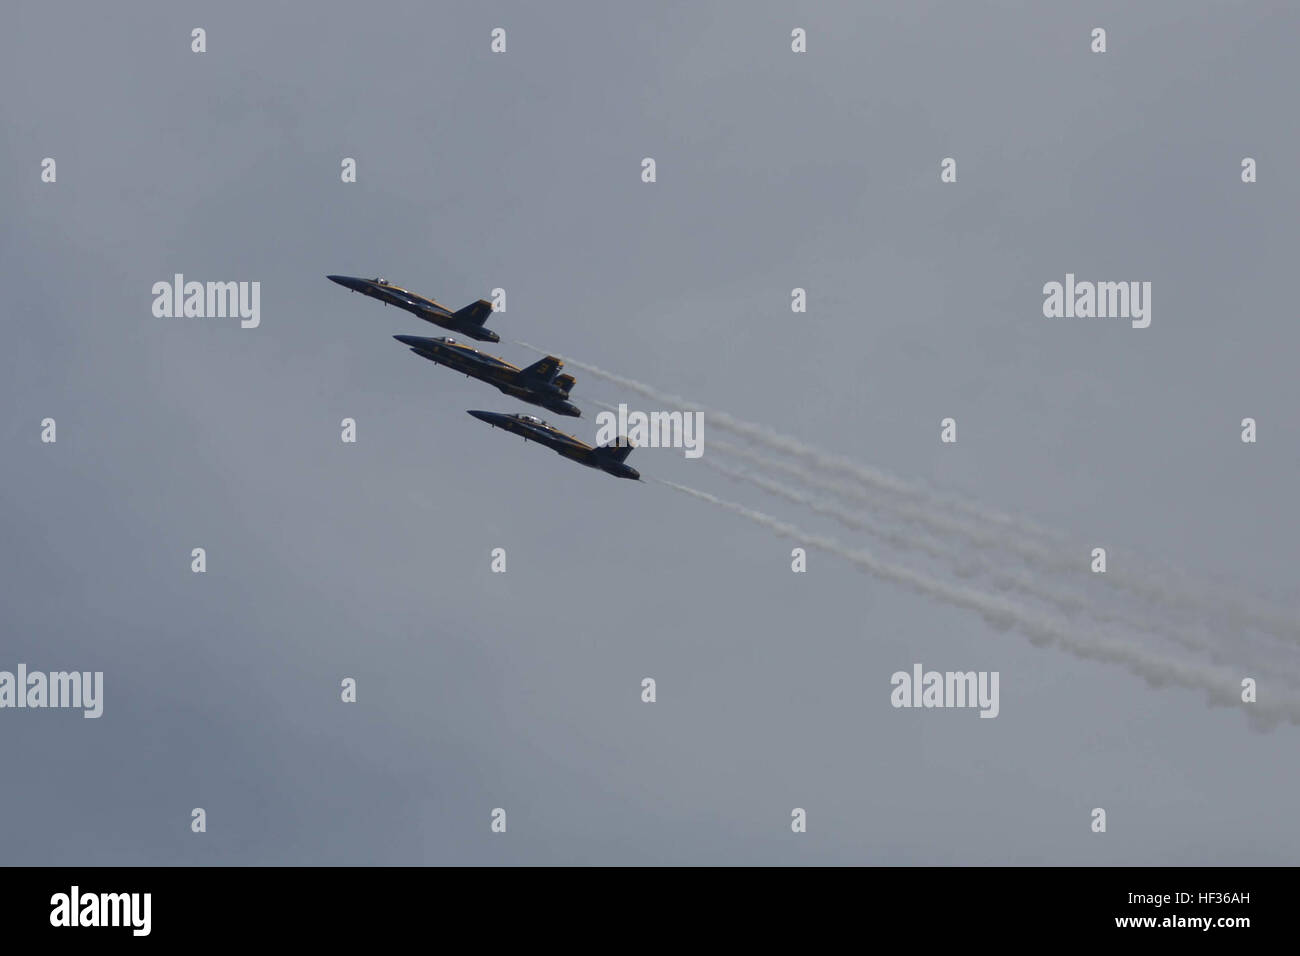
[383,284,445,310]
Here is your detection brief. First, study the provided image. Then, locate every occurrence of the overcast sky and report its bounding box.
[2,0,1298,864]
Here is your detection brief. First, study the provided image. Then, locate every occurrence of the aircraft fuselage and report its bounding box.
[467,411,640,480]
[395,336,581,417]
[328,275,500,342]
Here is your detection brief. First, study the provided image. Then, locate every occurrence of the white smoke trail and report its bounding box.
[526,342,1055,541]
[700,453,1300,695]
[704,435,1300,647]
[704,441,1300,689]
[587,392,1300,707]
[707,435,1066,565]
[654,478,1295,727]
[561,352,1300,647]
[699,453,1127,625]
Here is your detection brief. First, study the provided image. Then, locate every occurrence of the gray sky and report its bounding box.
[2,0,1297,864]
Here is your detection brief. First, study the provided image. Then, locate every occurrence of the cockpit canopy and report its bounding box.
[374,276,388,285]
[519,415,544,425]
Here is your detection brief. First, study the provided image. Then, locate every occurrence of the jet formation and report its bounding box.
[330,275,639,480]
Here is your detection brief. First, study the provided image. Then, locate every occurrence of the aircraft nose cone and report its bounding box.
[393,334,421,347]
[467,410,496,424]
[327,275,363,291]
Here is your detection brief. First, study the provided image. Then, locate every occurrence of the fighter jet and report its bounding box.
[467,411,641,480]
[327,275,500,342]
[394,335,581,417]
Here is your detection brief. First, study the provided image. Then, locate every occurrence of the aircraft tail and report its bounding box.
[454,299,494,326]
[519,356,563,383]
[596,437,635,463]
[553,373,576,397]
